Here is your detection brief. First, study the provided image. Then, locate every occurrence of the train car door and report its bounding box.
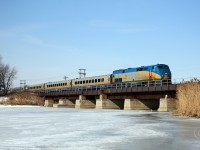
[110,74,113,83]
[149,69,152,80]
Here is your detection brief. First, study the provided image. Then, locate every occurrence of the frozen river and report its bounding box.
[0,107,200,150]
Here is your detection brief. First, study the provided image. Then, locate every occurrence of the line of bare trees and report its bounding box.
[0,56,17,95]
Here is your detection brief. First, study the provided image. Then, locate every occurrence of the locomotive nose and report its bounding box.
[164,73,169,79]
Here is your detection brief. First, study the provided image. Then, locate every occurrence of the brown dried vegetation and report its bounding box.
[176,79,200,117]
[3,91,44,106]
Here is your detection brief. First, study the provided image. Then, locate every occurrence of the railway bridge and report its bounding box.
[39,81,177,112]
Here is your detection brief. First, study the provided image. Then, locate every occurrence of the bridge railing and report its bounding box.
[40,79,173,94]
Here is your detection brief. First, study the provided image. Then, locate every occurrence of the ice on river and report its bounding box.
[0,107,200,150]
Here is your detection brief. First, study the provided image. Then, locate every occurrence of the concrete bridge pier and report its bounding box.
[124,99,154,110]
[158,97,176,112]
[75,95,96,109]
[96,94,121,109]
[53,99,76,108]
[44,99,54,107]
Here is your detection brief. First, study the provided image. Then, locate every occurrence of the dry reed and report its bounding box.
[3,91,44,106]
[176,80,200,117]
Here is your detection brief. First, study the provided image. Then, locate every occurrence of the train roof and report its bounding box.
[113,64,169,74]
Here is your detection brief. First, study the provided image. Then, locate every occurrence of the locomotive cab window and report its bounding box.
[137,68,143,71]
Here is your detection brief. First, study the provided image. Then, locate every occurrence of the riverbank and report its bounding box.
[176,80,200,118]
[0,91,44,106]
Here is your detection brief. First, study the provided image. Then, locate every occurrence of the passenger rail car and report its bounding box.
[28,64,171,93]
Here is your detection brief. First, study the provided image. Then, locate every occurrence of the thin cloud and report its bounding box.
[89,19,155,34]
[0,31,14,38]
[21,35,43,45]
[118,28,154,34]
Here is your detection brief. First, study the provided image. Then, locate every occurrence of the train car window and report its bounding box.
[75,81,77,85]
[80,81,82,84]
[115,78,122,82]
[89,80,91,83]
[98,79,101,82]
[143,67,148,70]
[95,79,97,82]
[86,80,88,83]
[92,79,94,83]
[65,83,67,86]
[164,66,169,69]
[101,78,104,82]
[83,81,85,84]
[137,68,143,71]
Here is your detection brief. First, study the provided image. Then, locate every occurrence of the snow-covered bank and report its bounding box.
[0,105,41,107]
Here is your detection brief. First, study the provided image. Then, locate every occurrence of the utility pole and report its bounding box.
[64,76,68,80]
[20,80,26,90]
[79,69,86,78]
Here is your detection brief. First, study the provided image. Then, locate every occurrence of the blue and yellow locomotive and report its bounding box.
[112,64,171,83]
[28,64,171,93]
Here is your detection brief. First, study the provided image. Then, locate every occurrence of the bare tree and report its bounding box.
[0,56,17,95]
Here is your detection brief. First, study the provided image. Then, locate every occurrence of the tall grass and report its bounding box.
[176,80,200,117]
[3,91,44,106]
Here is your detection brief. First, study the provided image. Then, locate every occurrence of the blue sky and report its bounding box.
[0,0,200,87]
